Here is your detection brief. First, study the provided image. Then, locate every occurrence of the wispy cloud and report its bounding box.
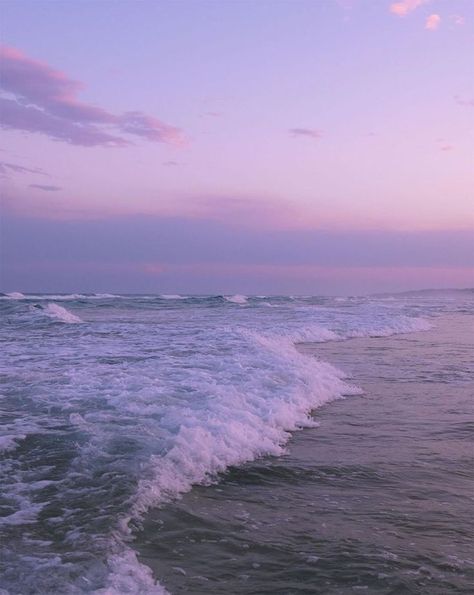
[435,138,454,152]
[29,184,62,192]
[455,95,474,107]
[289,128,323,139]
[450,14,465,26]
[0,160,46,176]
[425,14,441,30]
[202,111,223,118]
[0,45,185,148]
[163,160,179,167]
[390,0,430,17]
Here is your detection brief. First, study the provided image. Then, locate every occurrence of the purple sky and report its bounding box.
[1,0,473,294]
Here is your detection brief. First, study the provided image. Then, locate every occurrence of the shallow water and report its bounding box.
[0,291,472,593]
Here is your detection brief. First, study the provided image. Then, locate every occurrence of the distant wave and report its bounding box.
[4,292,26,299]
[224,294,248,304]
[346,315,432,338]
[42,303,83,323]
[159,294,186,300]
[92,293,121,299]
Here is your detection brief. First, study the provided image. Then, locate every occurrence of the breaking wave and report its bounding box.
[224,294,248,304]
[42,303,83,323]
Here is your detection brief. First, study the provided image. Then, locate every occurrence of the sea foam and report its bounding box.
[42,303,83,323]
[224,294,248,304]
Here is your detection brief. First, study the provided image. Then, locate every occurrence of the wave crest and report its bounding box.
[42,303,83,323]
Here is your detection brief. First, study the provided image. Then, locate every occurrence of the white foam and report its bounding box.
[98,549,169,594]
[346,316,432,338]
[0,434,26,453]
[43,303,83,323]
[124,332,359,521]
[93,293,121,299]
[224,294,248,304]
[5,291,25,299]
[159,294,186,300]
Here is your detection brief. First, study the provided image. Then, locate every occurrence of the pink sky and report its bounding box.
[1,0,473,293]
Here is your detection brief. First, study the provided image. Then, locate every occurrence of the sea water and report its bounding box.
[0,291,472,593]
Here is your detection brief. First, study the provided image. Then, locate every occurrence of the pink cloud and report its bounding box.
[435,138,454,152]
[141,263,167,275]
[141,261,474,288]
[425,14,441,30]
[289,128,323,139]
[0,45,185,147]
[390,0,430,17]
[455,95,474,107]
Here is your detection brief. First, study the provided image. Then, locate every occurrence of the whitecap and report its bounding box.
[5,292,25,299]
[224,294,248,304]
[43,303,83,323]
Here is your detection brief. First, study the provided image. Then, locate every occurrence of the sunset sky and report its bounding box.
[1,0,473,294]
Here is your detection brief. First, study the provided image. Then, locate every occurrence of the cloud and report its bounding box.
[119,112,184,144]
[425,14,441,30]
[390,0,430,17]
[450,14,465,26]
[455,95,474,107]
[0,160,47,177]
[439,144,454,152]
[2,212,472,293]
[29,184,62,192]
[163,160,179,167]
[289,128,323,139]
[0,97,129,147]
[0,45,185,147]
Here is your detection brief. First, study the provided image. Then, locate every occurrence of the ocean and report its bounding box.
[0,291,472,594]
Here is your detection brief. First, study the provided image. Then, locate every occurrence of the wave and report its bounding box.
[4,291,26,299]
[102,313,431,589]
[0,434,26,453]
[345,315,432,338]
[100,329,360,591]
[42,303,83,323]
[159,294,186,300]
[92,293,121,299]
[224,294,248,304]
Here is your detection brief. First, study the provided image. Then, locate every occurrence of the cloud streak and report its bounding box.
[29,184,62,192]
[0,160,46,177]
[289,128,323,139]
[455,95,474,107]
[0,45,185,147]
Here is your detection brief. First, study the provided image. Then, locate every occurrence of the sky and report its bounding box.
[1,0,473,294]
